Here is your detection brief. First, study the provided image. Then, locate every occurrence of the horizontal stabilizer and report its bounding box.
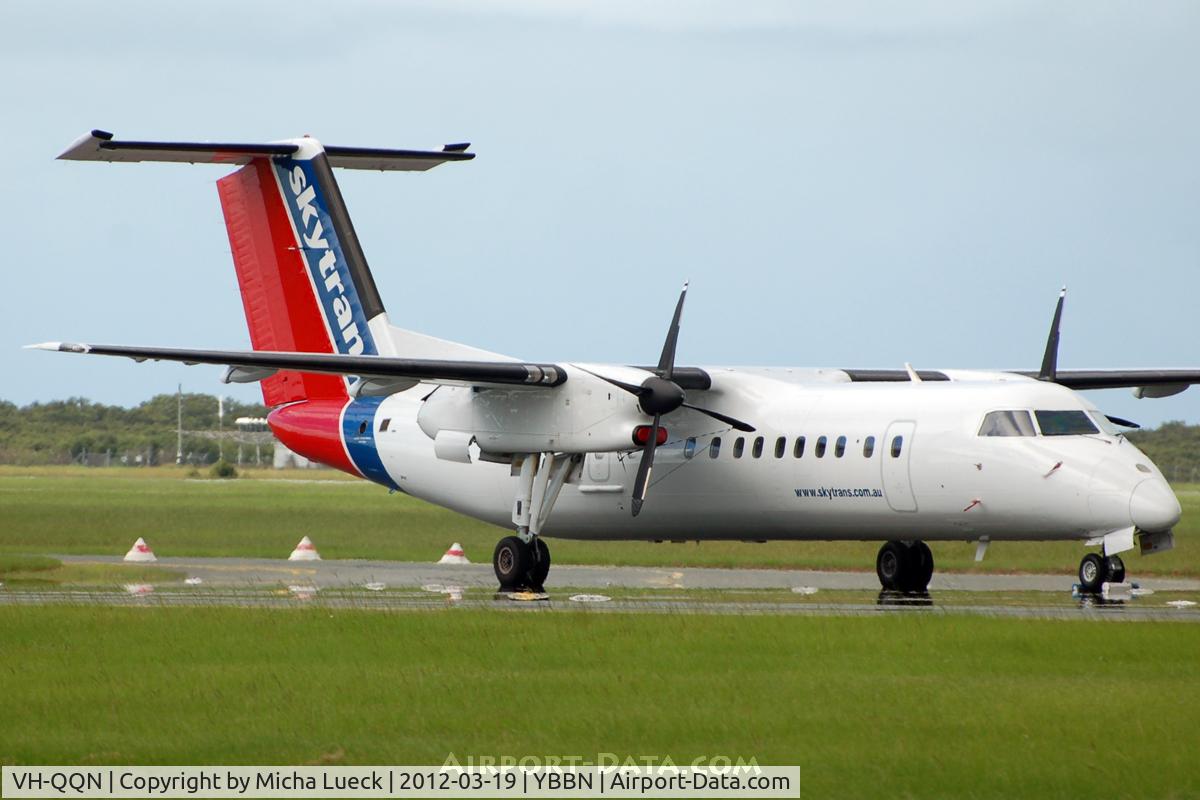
[58,130,474,171]
[26,342,564,389]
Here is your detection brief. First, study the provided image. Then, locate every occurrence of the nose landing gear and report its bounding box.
[875,540,934,593]
[1078,552,1125,593]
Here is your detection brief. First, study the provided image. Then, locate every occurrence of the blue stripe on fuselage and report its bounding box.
[342,397,398,490]
[273,157,377,357]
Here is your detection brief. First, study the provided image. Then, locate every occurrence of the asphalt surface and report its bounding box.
[0,555,1188,621]
[50,554,1200,592]
[1,586,1197,621]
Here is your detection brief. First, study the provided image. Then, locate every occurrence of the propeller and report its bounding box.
[587,283,755,516]
[1038,286,1066,382]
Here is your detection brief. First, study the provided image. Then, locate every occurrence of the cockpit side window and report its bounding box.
[1035,410,1099,436]
[978,410,1036,437]
[1089,411,1123,436]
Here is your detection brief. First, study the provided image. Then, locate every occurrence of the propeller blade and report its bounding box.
[680,402,756,432]
[1038,286,1066,382]
[631,414,661,517]
[1106,414,1141,429]
[657,281,689,379]
[575,366,646,396]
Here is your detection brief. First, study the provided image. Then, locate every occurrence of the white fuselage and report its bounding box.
[362,366,1180,543]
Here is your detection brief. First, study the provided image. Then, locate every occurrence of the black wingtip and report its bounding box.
[1038,287,1066,382]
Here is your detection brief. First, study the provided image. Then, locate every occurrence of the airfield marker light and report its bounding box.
[288,536,321,561]
[123,537,157,563]
[632,425,669,446]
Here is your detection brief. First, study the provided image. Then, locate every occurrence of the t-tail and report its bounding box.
[55,129,498,484]
[218,139,386,405]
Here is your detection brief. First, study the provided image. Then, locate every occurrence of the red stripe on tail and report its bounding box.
[217,159,347,406]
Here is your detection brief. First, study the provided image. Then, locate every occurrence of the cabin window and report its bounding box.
[979,410,1036,437]
[863,436,875,458]
[710,437,722,458]
[890,435,903,458]
[733,437,745,459]
[751,437,764,458]
[1035,410,1100,436]
[774,436,787,458]
[793,436,806,458]
[684,437,697,459]
[358,421,368,436]
[834,436,847,458]
[815,436,827,458]
[379,418,391,432]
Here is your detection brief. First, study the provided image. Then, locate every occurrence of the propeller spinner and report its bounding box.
[588,283,755,516]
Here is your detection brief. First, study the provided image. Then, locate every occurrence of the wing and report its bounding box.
[1009,369,1200,391]
[27,342,565,392]
[842,367,1200,396]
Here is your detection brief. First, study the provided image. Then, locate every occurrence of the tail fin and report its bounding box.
[217,140,384,405]
[59,129,484,407]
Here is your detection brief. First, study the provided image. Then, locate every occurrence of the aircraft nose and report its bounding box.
[1129,479,1182,532]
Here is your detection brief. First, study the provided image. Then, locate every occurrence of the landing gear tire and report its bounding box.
[527,538,551,591]
[1104,554,1126,584]
[493,536,532,590]
[912,541,934,592]
[1079,553,1106,593]
[876,541,907,591]
[876,540,933,593]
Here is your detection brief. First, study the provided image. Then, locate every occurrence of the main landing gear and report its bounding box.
[1078,552,1125,594]
[876,540,934,593]
[493,536,551,592]
[492,452,579,592]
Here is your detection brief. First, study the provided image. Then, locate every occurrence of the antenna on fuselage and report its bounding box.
[1038,286,1067,382]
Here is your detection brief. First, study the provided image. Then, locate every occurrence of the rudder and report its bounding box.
[217,139,384,406]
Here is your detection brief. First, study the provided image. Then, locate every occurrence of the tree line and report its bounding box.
[0,393,271,465]
[1127,422,1200,484]
[0,394,1198,481]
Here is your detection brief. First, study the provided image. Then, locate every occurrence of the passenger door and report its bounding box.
[881,421,918,512]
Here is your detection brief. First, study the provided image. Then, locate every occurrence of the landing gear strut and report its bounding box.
[1078,552,1125,593]
[493,452,577,591]
[876,540,934,593]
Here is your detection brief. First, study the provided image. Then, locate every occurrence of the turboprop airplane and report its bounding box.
[31,129,1197,594]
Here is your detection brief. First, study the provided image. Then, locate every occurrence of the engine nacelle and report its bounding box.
[417,366,649,455]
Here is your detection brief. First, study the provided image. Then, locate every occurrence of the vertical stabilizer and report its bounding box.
[217,139,384,405]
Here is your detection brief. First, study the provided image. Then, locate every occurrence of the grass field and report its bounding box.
[0,466,1197,577]
[0,607,1196,799]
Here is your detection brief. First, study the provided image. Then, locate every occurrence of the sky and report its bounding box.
[2,0,1198,426]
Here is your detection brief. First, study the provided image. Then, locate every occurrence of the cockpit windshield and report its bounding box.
[1034,409,1100,436]
[978,410,1036,437]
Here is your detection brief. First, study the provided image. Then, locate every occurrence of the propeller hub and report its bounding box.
[639,376,685,416]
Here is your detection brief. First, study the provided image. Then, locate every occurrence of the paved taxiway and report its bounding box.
[0,555,1185,621]
[50,555,1200,592]
[49,556,1200,594]
[1,586,1197,621]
